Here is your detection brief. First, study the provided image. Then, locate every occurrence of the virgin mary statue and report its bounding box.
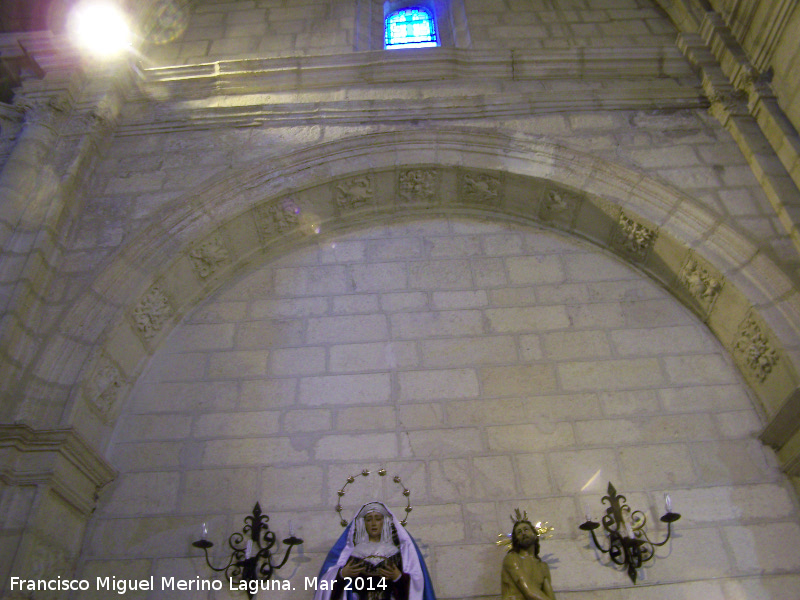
[314,502,436,600]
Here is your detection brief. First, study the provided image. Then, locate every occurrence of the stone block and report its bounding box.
[575,414,716,446]
[274,265,348,296]
[164,322,236,352]
[398,403,445,429]
[314,433,397,461]
[131,381,238,413]
[558,358,665,391]
[239,378,298,409]
[421,336,517,367]
[200,437,308,466]
[724,521,800,573]
[408,259,473,290]
[435,543,498,598]
[542,330,611,360]
[398,369,480,401]
[663,354,736,385]
[77,560,152,600]
[472,257,509,286]
[193,410,281,438]
[181,468,259,512]
[261,465,324,509]
[515,453,553,496]
[283,408,332,433]
[337,405,396,430]
[248,297,326,318]
[299,373,391,405]
[330,341,418,372]
[349,262,408,292]
[207,350,269,378]
[692,440,776,484]
[142,353,207,383]
[598,389,660,415]
[658,383,752,413]
[486,422,574,452]
[610,325,717,357]
[506,255,565,284]
[489,286,539,307]
[235,319,306,349]
[391,309,484,339]
[430,458,473,501]
[270,346,327,375]
[484,306,570,333]
[307,314,389,343]
[431,290,488,309]
[114,414,193,442]
[713,409,762,438]
[408,504,465,545]
[404,428,483,457]
[109,441,182,471]
[676,483,795,525]
[617,444,696,488]
[366,237,423,261]
[102,472,180,515]
[549,449,620,494]
[426,235,482,258]
[473,455,518,498]
[380,291,428,312]
[331,294,380,314]
[481,364,559,397]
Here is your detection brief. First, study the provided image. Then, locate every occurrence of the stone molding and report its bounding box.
[0,424,116,516]
[13,128,800,471]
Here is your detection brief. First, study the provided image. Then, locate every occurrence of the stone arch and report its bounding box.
[26,127,799,459]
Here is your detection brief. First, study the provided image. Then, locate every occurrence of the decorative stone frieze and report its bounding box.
[610,212,657,262]
[334,175,375,211]
[539,188,580,225]
[734,316,779,383]
[132,285,173,340]
[460,173,501,206]
[255,199,301,243]
[678,255,724,315]
[189,234,230,279]
[398,169,438,204]
[83,355,126,423]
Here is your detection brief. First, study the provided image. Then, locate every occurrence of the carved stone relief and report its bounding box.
[334,175,375,211]
[84,355,126,422]
[398,169,438,204]
[132,285,173,339]
[734,316,779,383]
[610,212,657,262]
[539,188,580,225]
[190,234,230,279]
[678,255,724,315]
[460,173,501,206]
[255,198,300,243]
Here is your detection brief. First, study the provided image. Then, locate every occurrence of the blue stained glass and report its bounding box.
[385,8,438,49]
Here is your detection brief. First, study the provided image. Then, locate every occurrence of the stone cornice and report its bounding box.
[0,424,116,515]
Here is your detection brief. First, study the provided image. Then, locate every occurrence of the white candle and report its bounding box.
[665,493,672,512]
[584,504,591,522]
[289,520,294,536]
[201,523,208,540]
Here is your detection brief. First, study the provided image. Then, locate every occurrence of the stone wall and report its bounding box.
[78,217,800,599]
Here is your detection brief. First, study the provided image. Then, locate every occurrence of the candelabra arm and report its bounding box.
[579,521,609,553]
[192,540,235,573]
[649,512,680,547]
[272,536,304,569]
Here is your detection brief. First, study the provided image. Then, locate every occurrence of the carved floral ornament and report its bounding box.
[254,198,300,242]
[132,285,173,339]
[190,234,230,279]
[678,256,723,314]
[611,212,657,262]
[399,169,438,203]
[734,316,779,383]
[461,172,501,205]
[334,175,375,211]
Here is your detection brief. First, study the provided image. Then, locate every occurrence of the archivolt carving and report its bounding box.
[461,173,501,205]
[190,234,230,279]
[610,212,657,261]
[678,256,723,314]
[734,316,779,383]
[539,188,579,225]
[334,175,375,211]
[84,355,126,421]
[132,285,173,339]
[255,199,300,242]
[399,169,438,203]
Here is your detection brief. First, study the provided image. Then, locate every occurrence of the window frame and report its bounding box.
[384,6,439,50]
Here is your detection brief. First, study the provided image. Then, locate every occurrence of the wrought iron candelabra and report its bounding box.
[192,502,302,598]
[579,482,680,584]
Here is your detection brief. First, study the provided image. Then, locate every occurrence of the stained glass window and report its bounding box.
[385,7,438,49]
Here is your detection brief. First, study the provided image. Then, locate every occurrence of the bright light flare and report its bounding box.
[69,2,132,58]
